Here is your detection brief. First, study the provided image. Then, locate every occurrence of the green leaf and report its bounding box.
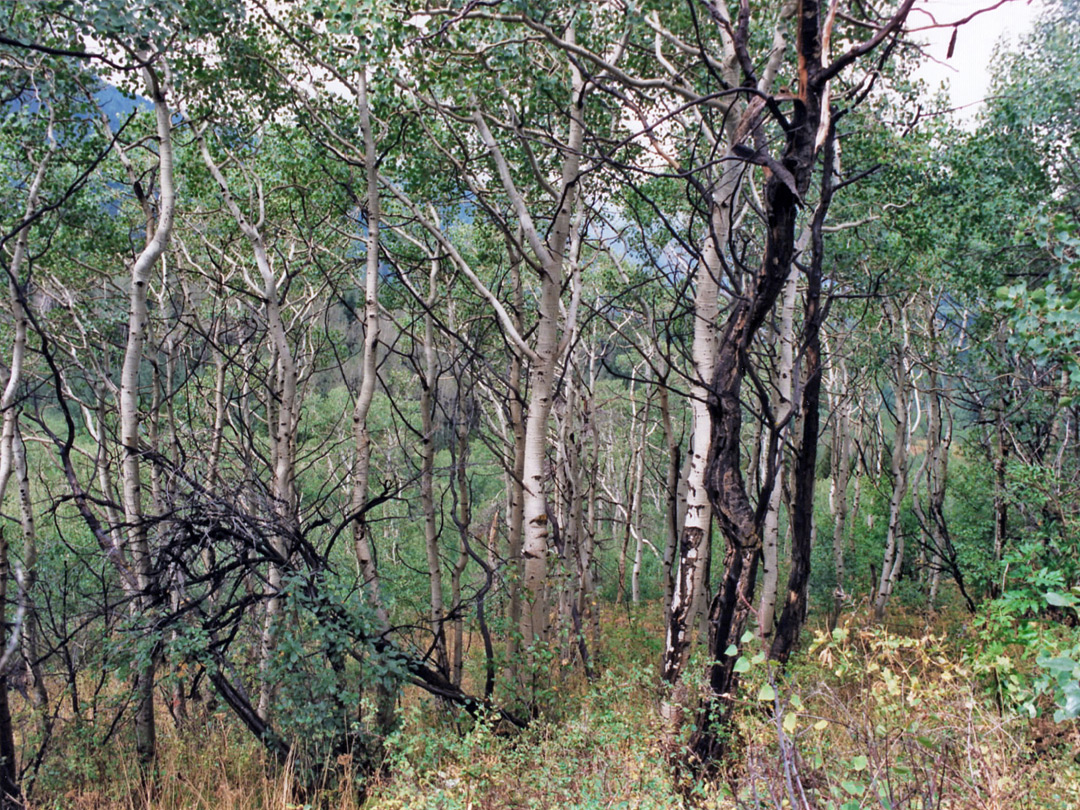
[842,780,864,796]
[1060,682,1080,719]
[1038,655,1079,673]
[852,755,869,771]
[757,684,776,702]
[733,657,751,673]
[1046,591,1078,607]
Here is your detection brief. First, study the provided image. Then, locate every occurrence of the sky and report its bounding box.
[910,0,1043,116]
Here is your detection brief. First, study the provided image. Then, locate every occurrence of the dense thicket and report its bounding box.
[0,0,1078,807]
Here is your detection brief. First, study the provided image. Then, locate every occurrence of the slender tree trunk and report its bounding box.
[826,352,853,629]
[630,397,648,604]
[196,126,300,723]
[14,427,46,723]
[117,62,176,766]
[919,310,952,609]
[350,71,388,628]
[759,260,800,640]
[419,257,449,674]
[0,132,51,809]
[580,345,602,663]
[873,307,913,622]
[505,251,527,681]
[770,131,835,661]
[476,54,584,653]
[662,200,727,686]
[657,362,682,625]
[0,531,16,808]
[991,327,1009,596]
[450,395,472,687]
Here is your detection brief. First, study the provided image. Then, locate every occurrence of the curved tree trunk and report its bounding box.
[471,44,586,656]
[0,124,53,808]
[196,125,301,723]
[770,130,836,663]
[117,62,176,766]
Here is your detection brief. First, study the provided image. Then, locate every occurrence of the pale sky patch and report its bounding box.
[911,0,1042,116]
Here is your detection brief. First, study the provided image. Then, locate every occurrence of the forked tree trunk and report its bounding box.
[660,0,806,699]
[196,127,300,723]
[688,0,915,763]
[470,45,586,654]
[346,72,397,737]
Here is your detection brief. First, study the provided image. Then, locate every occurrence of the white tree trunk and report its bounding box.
[350,71,389,630]
[758,261,800,639]
[196,126,300,722]
[874,307,913,622]
[472,47,586,651]
[117,62,177,764]
[419,257,448,672]
[662,195,731,683]
[825,350,853,626]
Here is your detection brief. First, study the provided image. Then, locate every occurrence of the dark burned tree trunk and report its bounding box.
[688,0,915,767]
[692,147,805,765]
[770,124,834,664]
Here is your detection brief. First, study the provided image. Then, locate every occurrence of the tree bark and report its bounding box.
[759,258,800,640]
[117,62,176,765]
[826,351,853,629]
[873,305,913,622]
[419,256,449,675]
[770,129,836,662]
[196,125,301,723]
[470,46,586,653]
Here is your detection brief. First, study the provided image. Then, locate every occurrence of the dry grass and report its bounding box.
[19,608,1080,809]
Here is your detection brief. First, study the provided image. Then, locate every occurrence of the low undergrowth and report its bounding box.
[27,606,1080,809]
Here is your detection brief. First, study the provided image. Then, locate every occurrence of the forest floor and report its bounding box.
[30,603,1080,810]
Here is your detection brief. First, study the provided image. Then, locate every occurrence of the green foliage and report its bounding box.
[996,214,1080,382]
